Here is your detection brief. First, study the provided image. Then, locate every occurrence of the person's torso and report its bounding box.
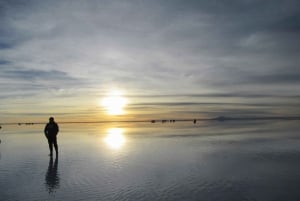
[47,123,58,135]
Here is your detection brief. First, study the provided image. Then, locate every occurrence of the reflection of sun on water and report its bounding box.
[104,128,126,149]
[101,90,128,115]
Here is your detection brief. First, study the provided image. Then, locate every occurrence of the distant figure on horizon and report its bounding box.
[44,117,59,157]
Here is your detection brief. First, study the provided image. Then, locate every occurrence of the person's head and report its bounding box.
[49,117,54,123]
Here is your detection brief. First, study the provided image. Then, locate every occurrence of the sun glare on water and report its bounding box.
[101,90,128,115]
[104,128,126,149]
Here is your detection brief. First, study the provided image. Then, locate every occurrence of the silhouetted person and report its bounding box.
[45,156,59,193]
[44,117,59,156]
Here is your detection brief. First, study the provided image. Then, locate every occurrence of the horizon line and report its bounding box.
[1,115,300,126]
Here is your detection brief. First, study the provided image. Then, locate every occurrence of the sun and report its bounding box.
[101,90,128,115]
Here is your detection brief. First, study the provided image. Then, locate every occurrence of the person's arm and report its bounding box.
[44,124,48,137]
[55,123,59,135]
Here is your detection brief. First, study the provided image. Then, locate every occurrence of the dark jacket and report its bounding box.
[44,122,59,138]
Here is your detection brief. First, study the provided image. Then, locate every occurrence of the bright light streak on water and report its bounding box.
[104,128,126,150]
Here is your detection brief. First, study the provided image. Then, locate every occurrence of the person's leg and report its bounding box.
[47,137,53,156]
[53,136,58,155]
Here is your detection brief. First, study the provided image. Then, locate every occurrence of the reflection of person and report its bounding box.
[44,117,59,156]
[45,156,59,193]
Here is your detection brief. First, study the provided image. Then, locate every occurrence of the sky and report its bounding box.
[1,0,300,123]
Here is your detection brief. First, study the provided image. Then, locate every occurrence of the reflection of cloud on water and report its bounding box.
[104,128,126,150]
[45,157,60,194]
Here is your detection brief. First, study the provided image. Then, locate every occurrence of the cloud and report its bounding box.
[1,0,300,120]
[2,67,76,82]
[0,64,86,99]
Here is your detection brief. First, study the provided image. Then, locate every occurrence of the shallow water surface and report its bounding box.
[1,121,300,201]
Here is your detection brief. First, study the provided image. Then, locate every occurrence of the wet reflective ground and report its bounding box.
[1,120,300,201]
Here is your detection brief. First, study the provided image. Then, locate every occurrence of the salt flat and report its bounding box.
[1,121,300,201]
